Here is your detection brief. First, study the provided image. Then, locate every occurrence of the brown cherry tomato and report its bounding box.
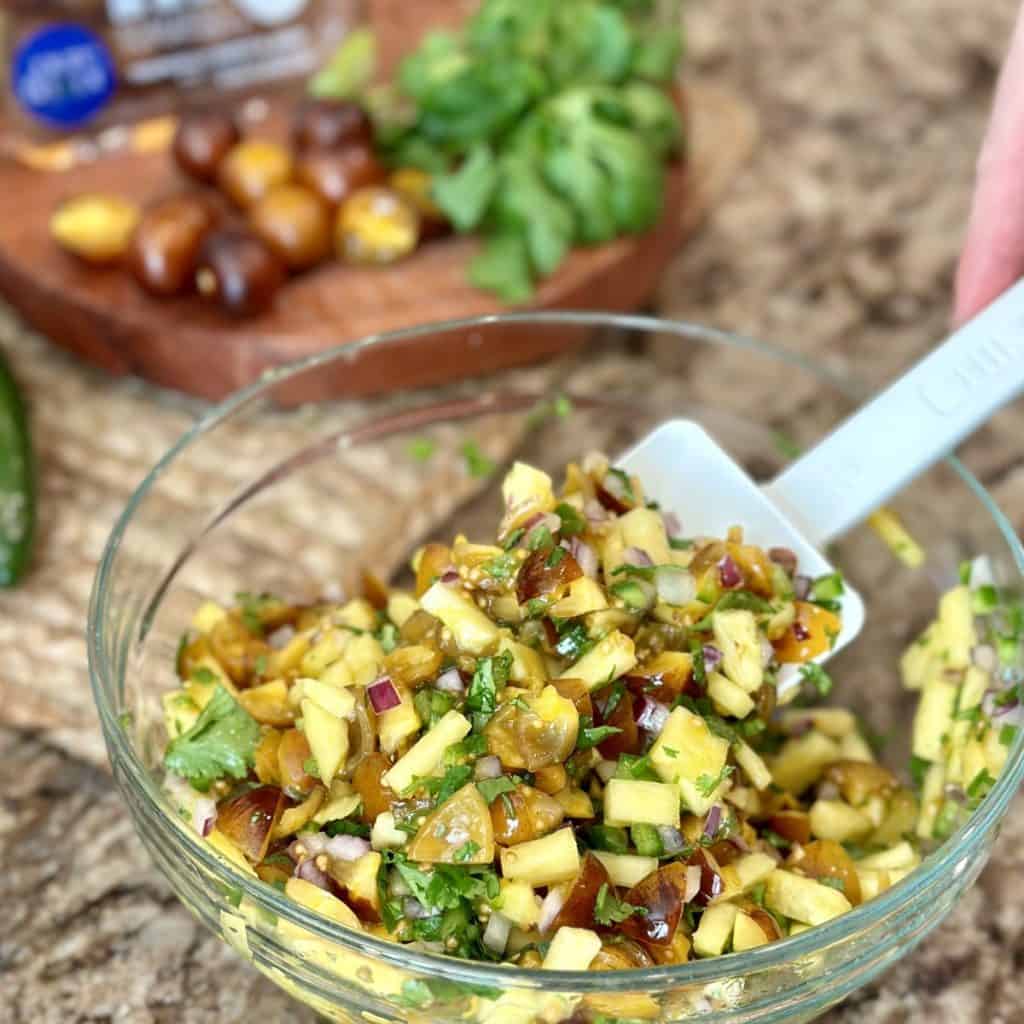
[625,651,695,704]
[686,847,725,908]
[590,939,656,970]
[217,785,285,862]
[352,752,395,824]
[824,759,897,806]
[208,612,271,684]
[415,543,452,597]
[296,145,386,208]
[773,600,841,663]
[128,194,219,297]
[515,547,583,604]
[51,193,141,265]
[277,728,317,797]
[490,784,565,846]
[173,110,240,182]
[292,98,372,151]
[596,689,641,759]
[789,839,862,905]
[622,862,691,946]
[550,678,593,719]
[551,853,611,931]
[766,809,812,846]
[196,227,286,317]
[218,139,293,208]
[336,186,420,265]
[249,184,331,271]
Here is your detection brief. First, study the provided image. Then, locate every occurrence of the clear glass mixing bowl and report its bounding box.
[88,313,1024,1023]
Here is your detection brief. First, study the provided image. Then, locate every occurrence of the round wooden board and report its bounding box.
[0,82,756,402]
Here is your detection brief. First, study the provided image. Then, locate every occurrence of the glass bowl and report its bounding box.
[88,313,1024,1024]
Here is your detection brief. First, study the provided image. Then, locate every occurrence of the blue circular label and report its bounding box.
[12,23,116,130]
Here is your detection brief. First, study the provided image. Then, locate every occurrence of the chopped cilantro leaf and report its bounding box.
[593,883,646,926]
[773,431,803,459]
[800,662,833,698]
[576,716,622,751]
[554,502,586,537]
[909,755,930,789]
[611,562,657,581]
[716,590,774,614]
[163,685,260,791]
[554,395,573,418]
[554,621,594,661]
[303,757,319,776]
[460,440,495,479]
[615,753,659,781]
[966,768,996,803]
[465,652,513,728]
[696,765,733,797]
[502,528,525,551]
[454,840,482,863]
[959,560,973,585]
[235,591,272,636]
[424,763,474,806]
[527,526,554,552]
[601,681,626,719]
[669,537,694,550]
[762,829,791,850]
[605,468,636,505]
[324,819,371,838]
[689,639,707,688]
[811,572,845,603]
[190,666,217,685]
[1000,724,1019,747]
[546,546,567,568]
[477,776,518,804]
[482,553,518,580]
[407,438,437,463]
[415,688,457,728]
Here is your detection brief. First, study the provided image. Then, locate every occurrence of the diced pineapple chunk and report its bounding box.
[420,581,501,656]
[692,903,738,957]
[329,851,382,917]
[916,760,945,839]
[386,592,419,628]
[714,851,777,903]
[769,731,842,794]
[370,811,408,850]
[498,880,542,929]
[618,507,672,566]
[313,781,362,826]
[500,828,580,887]
[383,710,471,794]
[733,741,772,791]
[266,630,312,678]
[162,691,200,739]
[300,678,355,720]
[301,628,352,677]
[712,609,763,693]
[207,829,258,876]
[808,800,873,843]
[900,624,937,691]
[938,585,976,671]
[344,634,385,687]
[550,577,609,618]
[856,867,890,902]
[501,462,556,533]
[780,708,857,738]
[498,634,549,684]
[912,678,957,762]
[302,698,349,784]
[764,869,852,925]
[856,841,919,871]
[285,878,362,930]
[593,852,659,888]
[320,656,355,689]
[838,731,875,763]
[553,787,595,819]
[707,671,755,718]
[558,630,636,690]
[377,687,422,755]
[604,779,680,827]
[732,911,771,952]
[542,927,602,971]
[186,657,236,705]
[337,599,378,632]
[648,706,731,815]
[192,600,228,633]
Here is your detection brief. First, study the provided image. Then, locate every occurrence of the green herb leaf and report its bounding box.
[576,716,622,751]
[477,776,518,804]
[163,685,260,792]
[454,840,482,863]
[407,438,437,463]
[799,662,834,698]
[554,502,586,537]
[324,819,371,838]
[466,652,513,727]
[593,883,647,926]
[695,765,734,798]
[460,440,495,479]
[482,553,518,581]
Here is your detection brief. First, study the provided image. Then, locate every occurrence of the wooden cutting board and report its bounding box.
[0,81,756,402]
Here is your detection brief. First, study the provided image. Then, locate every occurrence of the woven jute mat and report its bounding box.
[0,81,757,768]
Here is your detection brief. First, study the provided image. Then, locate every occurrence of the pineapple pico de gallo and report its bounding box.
[161,453,1016,975]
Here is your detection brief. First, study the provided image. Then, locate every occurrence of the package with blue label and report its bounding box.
[3,0,362,168]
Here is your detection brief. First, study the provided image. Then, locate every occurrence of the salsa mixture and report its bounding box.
[162,454,1015,978]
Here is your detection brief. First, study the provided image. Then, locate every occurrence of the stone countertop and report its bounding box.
[6,0,1024,1021]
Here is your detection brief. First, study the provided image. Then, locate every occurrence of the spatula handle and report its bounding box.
[765,278,1024,546]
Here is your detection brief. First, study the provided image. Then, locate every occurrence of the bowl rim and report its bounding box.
[88,310,1024,993]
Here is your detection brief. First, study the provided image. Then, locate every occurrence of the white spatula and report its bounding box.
[618,279,1024,690]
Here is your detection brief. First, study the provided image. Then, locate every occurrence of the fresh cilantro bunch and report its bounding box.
[374,0,684,299]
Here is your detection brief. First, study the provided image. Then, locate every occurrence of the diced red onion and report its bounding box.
[662,511,682,538]
[584,498,608,524]
[568,537,599,579]
[474,755,503,780]
[683,864,702,903]
[295,857,331,890]
[760,637,775,667]
[403,898,430,920]
[972,644,998,673]
[655,566,696,606]
[623,546,654,567]
[703,805,722,839]
[702,644,723,672]
[483,912,512,954]
[268,624,296,650]
[538,887,566,933]
[435,667,465,694]
[717,555,742,589]
[994,695,1019,716]
[595,759,618,783]
[193,797,217,839]
[368,676,401,713]
[440,568,460,585]
[768,547,798,575]
[785,714,814,738]
[326,835,371,861]
[656,826,687,854]
[289,833,329,861]
[793,575,812,600]
[636,696,671,734]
